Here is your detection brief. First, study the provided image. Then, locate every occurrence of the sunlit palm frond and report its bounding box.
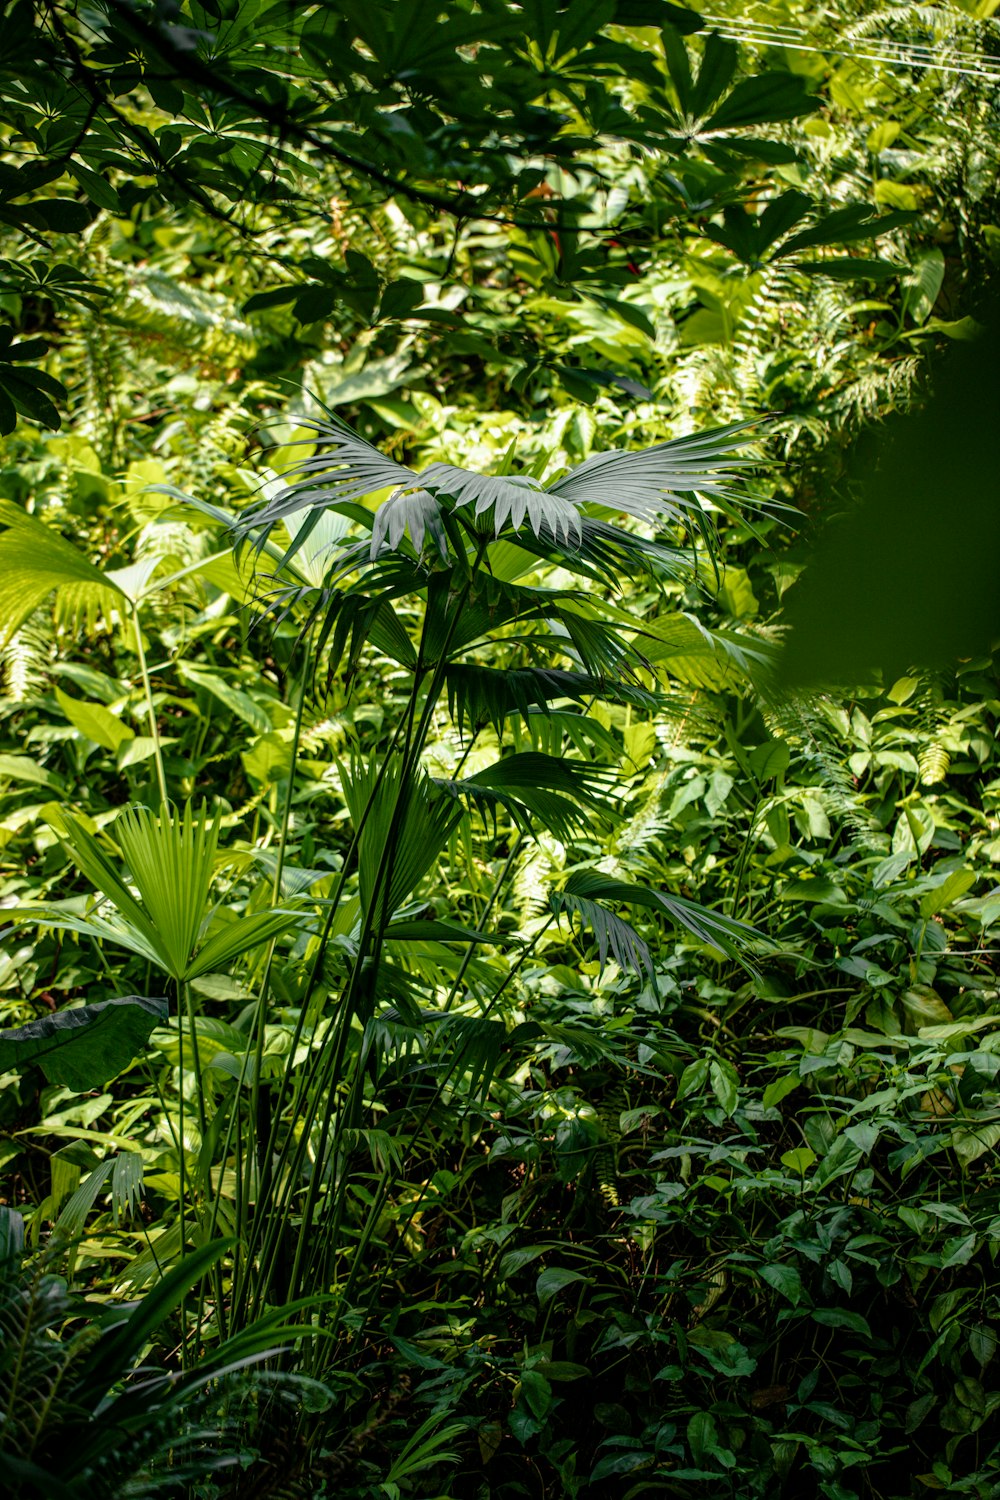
[0,500,128,649]
[283,505,353,586]
[637,613,779,691]
[232,415,763,572]
[36,803,302,981]
[113,801,222,980]
[369,487,449,560]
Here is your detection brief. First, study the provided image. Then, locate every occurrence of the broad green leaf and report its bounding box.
[498,1245,549,1280]
[0,996,167,1090]
[176,661,272,733]
[763,1074,800,1110]
[676,1057,709,1102]
[55,687,134,753]
[780,1147,816,1176]
[709,1057,739,1116]
[920,869,976,918]
[760,1262,806,1304]
[748,740,789,783]
[0,1206,24,1262]
[0,754,64,791]
[687,1410,719,1465]
[811,1307,872,1337]
[242,732,294,784]
[536,1266,589,1306]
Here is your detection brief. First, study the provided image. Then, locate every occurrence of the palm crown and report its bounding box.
[236,411,765,572]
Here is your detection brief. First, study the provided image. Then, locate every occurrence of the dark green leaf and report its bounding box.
[0,996,168,1090]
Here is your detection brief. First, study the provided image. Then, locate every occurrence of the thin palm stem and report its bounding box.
[132,602,168,805]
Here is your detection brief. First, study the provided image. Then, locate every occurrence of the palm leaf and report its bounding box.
[369,486,449,561]
[432,1013,507,1101]
[546,421,757,525]
[445,662,654,736]
[439,752,617,841]
[113,801,221,980]
[550,888,654,980]
[55,1151,144,1237]
[556,869,765,976]
[513,708,623,761]
[232,414,761,569]
[11,903,166,969]
[636,612,779,690]
[0,500,127,648]
[339,757,464,923]
[508,514,695,582]
[418,465,583,547]
[71,1239,233,1399]
[47,804,301,980]
[185,908,306,979]
[234,414,418,542]
[283,504,353,585]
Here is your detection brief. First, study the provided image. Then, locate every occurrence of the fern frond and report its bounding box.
[763,693,888,854]
[0,608,52,702]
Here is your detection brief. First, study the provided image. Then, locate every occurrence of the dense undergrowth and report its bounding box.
[4,3,1000,1497]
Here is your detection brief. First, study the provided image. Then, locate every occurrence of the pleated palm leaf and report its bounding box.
[233,411,763,570]
[0,499,128,649]
[339,757,464,926]
[24,803,302,982]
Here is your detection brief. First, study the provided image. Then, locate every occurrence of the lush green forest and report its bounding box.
[2,2,1000,1495]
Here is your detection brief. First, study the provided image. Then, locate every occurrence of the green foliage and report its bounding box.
[0,1234,319,1497]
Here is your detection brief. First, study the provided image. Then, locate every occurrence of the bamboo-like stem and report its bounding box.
[285,542,489,1313]
[132,602,168,805]
[231,711,413,1327]
[441,831,524,1013]
[242,625,315,1233]
[335,913,557,1360]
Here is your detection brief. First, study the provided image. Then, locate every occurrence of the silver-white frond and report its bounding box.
[239,416,420,535]
[370,489,448,560]
[415,466,584,546]
[236,414,762,564]
[547,422,757,522]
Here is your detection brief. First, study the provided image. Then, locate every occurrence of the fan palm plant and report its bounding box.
[215,411,773,1340]
[9,410,772,1406]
